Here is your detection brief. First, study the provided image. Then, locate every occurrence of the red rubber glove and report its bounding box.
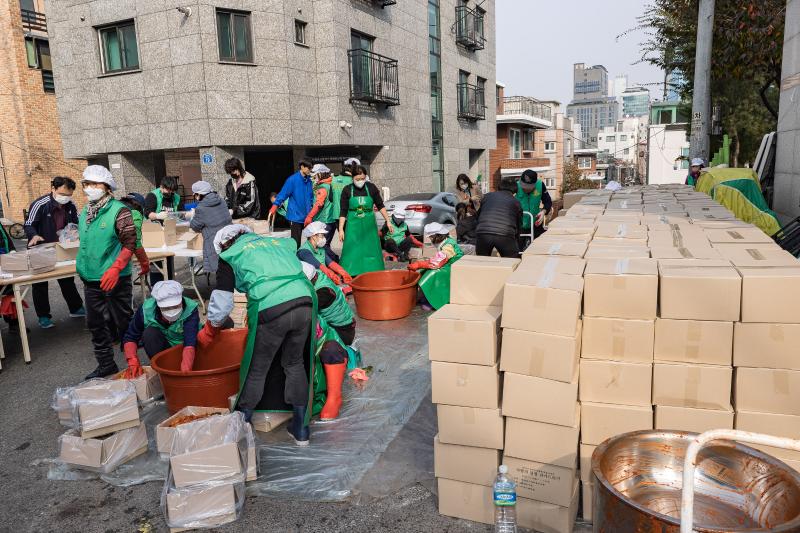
[304,216,313,226]
[329,262,352,285]
[123,341,144,378]
[408,260,433,272]
[320,264,342,285]
[410,235,424,248]
[197,322,220,349]
[180,346,196,372]
[269,205,278,216]
[100,247,134,292]
[134,247,150,276]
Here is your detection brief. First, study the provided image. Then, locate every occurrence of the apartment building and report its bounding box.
[45,0,496,206]
[566,63,619,144]
[0,0,85,220]
[647,100,690,185]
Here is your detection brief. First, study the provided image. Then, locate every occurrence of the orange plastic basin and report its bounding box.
[150,328,248,414]
[350,269,421,321]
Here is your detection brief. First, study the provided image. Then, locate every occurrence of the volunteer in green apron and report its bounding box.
[121,280,200,377]
[300,260,356,346]
[380,209,423,262]
[686,158,704,188]
[145,175,182,221]
[200,224,317,446]
[326,158,357,245]
[304,164,341,262]
[515,169,553,248]
[338,165,393,276]
[409,222,464,311]
[78,165,139,379]
[297,221,353,293]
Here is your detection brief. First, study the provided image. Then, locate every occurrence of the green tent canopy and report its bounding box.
[695,168,781,236]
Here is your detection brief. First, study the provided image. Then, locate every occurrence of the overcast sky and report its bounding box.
[496,0,666,108]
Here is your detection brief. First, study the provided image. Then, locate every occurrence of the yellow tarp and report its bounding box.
[695,168,781,236]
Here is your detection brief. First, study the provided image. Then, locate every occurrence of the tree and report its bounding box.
[561,160,597,195]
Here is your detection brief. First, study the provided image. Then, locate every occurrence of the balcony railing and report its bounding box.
[374,0,396,6]
[348,49,399,106]
[21,8,47,33]
[501,96,552,123]
[457,83,486,121]
[455,5,485,50]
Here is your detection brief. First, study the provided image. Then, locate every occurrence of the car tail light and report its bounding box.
[405,204,432,213]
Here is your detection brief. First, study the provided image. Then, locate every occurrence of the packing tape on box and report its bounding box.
[616,224,627,238]
[453,321,466,333]
[614,258,630,275]
[684,367,701,408]
[670,224,681,230]
[533,290,549,310]
[686,322,702,342]
[544,257,560,272]
[462,408,476,424]
[548,243,562,255]
[536,260,558,289]
[612,335,626,357]
[528,346,544,375]
[672,230,684,248]
[678,247,694,259]
[774,372,790,395]
[659,215,668,224]
[456,366,469,387]
[746,248,765,260]
[727,230,744,240]
[608,365,622,389]
[769,324,785,342]
[621,200,628,209]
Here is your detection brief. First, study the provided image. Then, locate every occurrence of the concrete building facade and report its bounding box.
[566,63,618,145]
[774,0,800,222]
[0,0,85,220]
[647,101,690,185]
[45,0,496,207]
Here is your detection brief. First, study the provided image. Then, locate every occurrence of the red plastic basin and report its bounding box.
[350,269,421,321]
[150,328,248,414]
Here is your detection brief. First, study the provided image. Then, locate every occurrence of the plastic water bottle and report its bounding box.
[493,464,517,533]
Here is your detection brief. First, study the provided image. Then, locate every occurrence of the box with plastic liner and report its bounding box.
[156,406,230,456]
[168,411,249,488]
[58,423,148,472]
[227,393,291,434]
[161,471,245,531]
[52,387,75,427]
[66,379,140,438]
[112,366,163,403]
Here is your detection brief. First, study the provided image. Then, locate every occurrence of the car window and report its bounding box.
[441,194,457,207]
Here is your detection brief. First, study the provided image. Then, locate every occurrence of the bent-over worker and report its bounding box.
[300,261,356,346]
[296,221,352,291]
[380,209,423,262]
[409,222,463,311]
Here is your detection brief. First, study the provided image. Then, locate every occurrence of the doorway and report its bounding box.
[243,148,294,221]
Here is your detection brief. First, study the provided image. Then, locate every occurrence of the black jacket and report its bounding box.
[457,216,478,245]
[24,193,79,243]
[225,171,261,219]
[475,190,521,238]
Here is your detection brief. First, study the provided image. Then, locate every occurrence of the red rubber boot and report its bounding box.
[320,363,347,420]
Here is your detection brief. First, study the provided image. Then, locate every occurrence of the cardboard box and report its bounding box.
[170,442,243,488]
[251,412,292,434]
[579,359,652,407]
[504,415,579,468]
[735,410,800,462]
[56,241,80,261]
[648,246,721,260]
[59,423,148,471]
[654,319,733,366]
[563,190,589,209]
[500,326,581,383]
[502,455,577,507]
[526,240,587,258]
[437,478,494,525]
[518,255,586,276]
[655,405,734,433]
[166,480,240,529]
[113,366,163,403]
[428,305,501,366]
[652,363,732,410]
[580,444,596,482]
[735,368,800,415]
[581,317,654,363]
[502,372,579,427]
[517,484,579,533]
[450,256,520,306]
[178,230,203,251]
[594,223,648,240]
[156,407,231,455]
[715,246,795,267]
[583,245,650,259]
[28,243,57,272]
[142,219,177,248]
[436,405,504,449]
[734,323,800,370]
[433,434,500,486]
[705,227,774,244]
[72,380,140,438]
[431,362,500,409]
[739,267,800,323]
[502,269,583,337]
[582,480,593,523]
[580,402,653,446]
[648,230,709,248]
[659,263,741,321]
[535,233,593,244]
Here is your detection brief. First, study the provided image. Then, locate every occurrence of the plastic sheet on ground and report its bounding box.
[41,307,433,503]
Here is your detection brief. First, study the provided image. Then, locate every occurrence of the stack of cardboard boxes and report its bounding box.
[230,291,248,328]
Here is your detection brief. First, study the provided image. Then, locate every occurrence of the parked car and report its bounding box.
[378,192,458,235]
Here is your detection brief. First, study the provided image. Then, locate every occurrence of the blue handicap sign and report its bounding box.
[202,153,214,164]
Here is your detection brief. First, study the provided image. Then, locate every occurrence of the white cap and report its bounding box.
[311,164,330,174]
[424,222,452,236]
[691,158,705,167]
[151,280,183,308]
[82,165,117,191]
[392,209,406,220]
[302,221,327,238]
[498,465,508,474]
[301,261,316,281]
[344,157,360,167]
[213,224,252,254]
[191,180,213,195]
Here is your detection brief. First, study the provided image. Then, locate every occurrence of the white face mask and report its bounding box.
[354,179,366,189]
[84,188,105,201]
[460,184,469,191]
[161,307,182,322]
[314,237,327,248]
[54,194,72,205]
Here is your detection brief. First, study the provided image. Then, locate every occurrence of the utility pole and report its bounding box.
[690,0,715,162]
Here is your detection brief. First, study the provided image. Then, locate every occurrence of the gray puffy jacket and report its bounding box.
[190,192,232,272]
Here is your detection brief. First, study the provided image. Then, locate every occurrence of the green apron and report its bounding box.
[340,185,384,276]
[300,239,327,266]
[152,188,180,212]
[687,174,696,187]
[314,182,334,224]
[141,297,199,347]
[77,199,132,282]
[330,174,353,221]
[418,237,463,310]
[131,209,143,249]
[387,220,409,246]
[220,234,319,420]
[313,270,354,327]
[515,181,543,230]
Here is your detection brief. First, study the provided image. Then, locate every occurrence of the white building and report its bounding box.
[648,124,690,185]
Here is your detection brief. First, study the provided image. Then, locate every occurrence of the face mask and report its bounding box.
[392,216,404,226]
[54,194,72,205]
[161,307,182,322]
[84,188,105,202]
[460,184,469,191]
[314,237,327,248]
[354,179,366,189]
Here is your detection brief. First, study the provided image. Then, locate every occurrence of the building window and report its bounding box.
[659,109,674,125]
[216,9,253,63]
[509,129,521,159]
[522,129,534,152]
[98,20,139,73]
[619,134,627,142]
[623,148,630,155]
[294,19,307,45]
[544,141,556,153]
[546,177,556,188]
[25,36,54,92]
[578,157,592,169]
[680,147,690,170]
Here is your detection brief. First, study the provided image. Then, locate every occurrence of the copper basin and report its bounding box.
[591,430,800,532]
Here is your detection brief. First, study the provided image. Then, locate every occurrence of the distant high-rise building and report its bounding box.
[567,63,618,144]
[612,74,628,102]
[572,63,609,100]
[665,70,684,100]
[622,86,650,117]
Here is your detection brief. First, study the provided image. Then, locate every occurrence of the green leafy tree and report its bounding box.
[561,160,597,195]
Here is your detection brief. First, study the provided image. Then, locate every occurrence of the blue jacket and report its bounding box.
[273,171,313,224]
